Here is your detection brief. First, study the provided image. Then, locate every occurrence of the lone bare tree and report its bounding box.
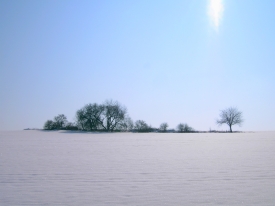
[216,107,244,132]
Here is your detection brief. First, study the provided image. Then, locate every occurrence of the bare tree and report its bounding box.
[44,120,56,130]
[75,100,128,132]
[76,103,104,131]
[177,123,194,133]
[116,116,134,131]
[102,100,127,131]
[159,122,168,132]
[64,122,78,130]
[134,120,152,132]
[75,108,86,130]
[216,107,244,132]
[125,116,134,131]
[43,114,68,130]
[54,114,68,129]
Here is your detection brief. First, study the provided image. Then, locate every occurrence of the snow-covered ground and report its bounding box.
[1,130,275,205]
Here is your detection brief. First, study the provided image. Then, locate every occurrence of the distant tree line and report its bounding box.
[44,100,244,133]
[43,99,196,133]
[44,114,78,130]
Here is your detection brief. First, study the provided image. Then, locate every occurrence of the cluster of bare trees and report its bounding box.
[44,100,132,132]
[43,105,195,133]
[177,123,194,133]
[44,100,244,133]
[133,120,153,132]
[44,114,77,130]
[75,100,131,131]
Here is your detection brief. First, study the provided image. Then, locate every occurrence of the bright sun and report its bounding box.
[208,0,224,31]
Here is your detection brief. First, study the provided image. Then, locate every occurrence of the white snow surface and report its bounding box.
[0,131,275,205]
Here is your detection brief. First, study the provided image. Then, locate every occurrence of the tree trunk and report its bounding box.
[229,125,232,133]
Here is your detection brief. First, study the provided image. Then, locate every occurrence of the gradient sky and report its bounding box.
[1,0,275,131]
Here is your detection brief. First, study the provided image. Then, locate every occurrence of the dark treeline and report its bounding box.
[43,99,195,133]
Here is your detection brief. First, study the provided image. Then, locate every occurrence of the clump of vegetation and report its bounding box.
[44,100,133,132]
[43,101,243,133]
[133,120,153,133]
[44,114,77,130]
[159,122,169,133]
[75,100,131,132]
[177,123,194,133]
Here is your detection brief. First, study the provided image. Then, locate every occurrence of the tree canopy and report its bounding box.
[177,123,194,133]
[216,107,244,132]
[159,122,169,132]
[75,100,128,131]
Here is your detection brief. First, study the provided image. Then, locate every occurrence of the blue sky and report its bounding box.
[1,0,275,131]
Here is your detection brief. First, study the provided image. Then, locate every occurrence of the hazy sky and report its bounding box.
[1,0,275,131]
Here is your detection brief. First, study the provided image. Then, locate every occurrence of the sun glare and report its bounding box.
[208,0,224,31]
